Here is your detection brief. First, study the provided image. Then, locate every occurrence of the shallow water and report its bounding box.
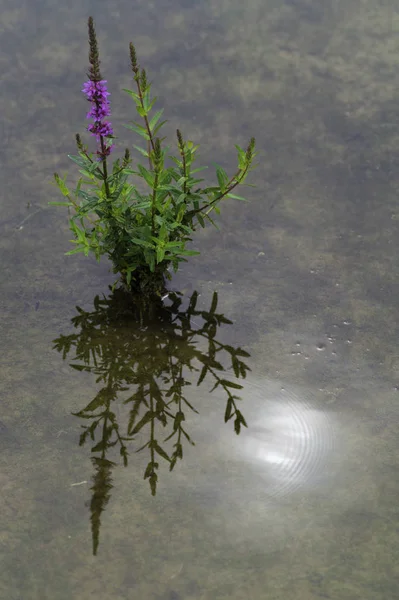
[1,0,399,598]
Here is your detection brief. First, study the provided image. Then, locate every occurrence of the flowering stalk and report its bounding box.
[52,17,257,298]
[82,79,114,158]
[82,17,114,197]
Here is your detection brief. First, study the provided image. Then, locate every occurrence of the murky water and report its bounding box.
[1,0,399,598]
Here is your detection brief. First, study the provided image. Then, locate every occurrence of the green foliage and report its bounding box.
[51,33,257,297]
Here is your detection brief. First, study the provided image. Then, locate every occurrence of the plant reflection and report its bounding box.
[53,287,250,554]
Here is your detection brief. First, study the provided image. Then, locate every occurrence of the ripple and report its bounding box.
[210,378,337,499]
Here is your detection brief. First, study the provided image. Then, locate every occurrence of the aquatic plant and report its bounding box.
[51,17,257,298]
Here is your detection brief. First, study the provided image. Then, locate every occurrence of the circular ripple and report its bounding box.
[212,377,337,498]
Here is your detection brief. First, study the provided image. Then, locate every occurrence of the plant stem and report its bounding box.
[100,136,111,199]
[151,170,158,234]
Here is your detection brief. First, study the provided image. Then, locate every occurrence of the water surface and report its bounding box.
[1,0,399,598]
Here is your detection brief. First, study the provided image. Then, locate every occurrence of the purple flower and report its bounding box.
[82,79,114,158]
[88,121,113,138]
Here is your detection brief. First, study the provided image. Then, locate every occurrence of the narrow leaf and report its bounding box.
[149,109,164,131]
[123,123,150,140]
[197,365,208,385]
[220,379,243,390]
[226,193,249,201]
[154,442,171,462]
[129,410,154,435]
[224,398,233,422]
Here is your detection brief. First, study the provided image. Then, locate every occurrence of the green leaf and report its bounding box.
[130,237,155,249]
[48,201,72,207]
[123,122,150,140]
[152,120,168,136]
[215,165,228,191]
[136,106,147,117]
[137,165,155,187]
[203,212,219,230]
[66,246,86,255]
[235,144,247,169]
[159,222,168,241]
[176,250,200,256]
[122,88,140,102]
[147,253,156,272]
[130,201,152,211]
[226,193,248,201]
[176,204,186,223]
[156,246,165,263]
[175,176,188,187]
[164,241,182,249]
[149,109,164,131]
[69,221,85,243]
[68,154,92,170]
[54,173,70,197]
[126,269,133,286]
[186,141,199,152]
[133,144,150,158]
[142,90,157,112]
[190,167,208,174]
